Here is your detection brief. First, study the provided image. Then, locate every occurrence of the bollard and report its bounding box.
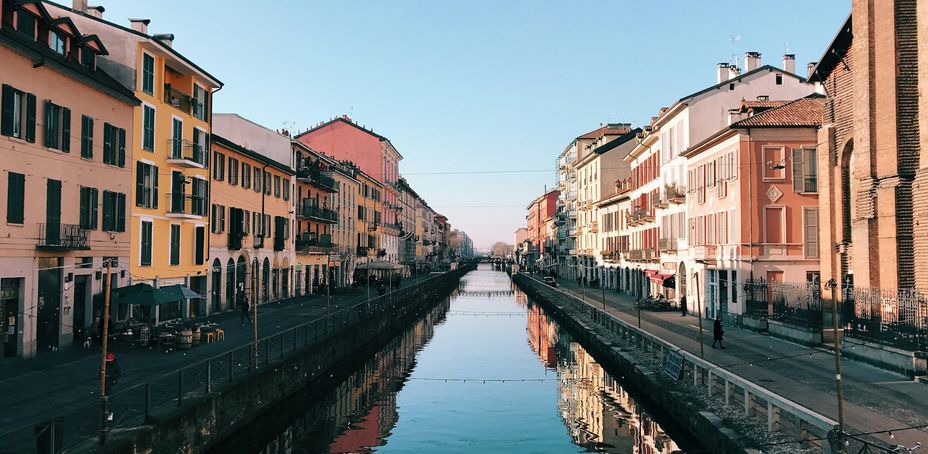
[177,370,184,407]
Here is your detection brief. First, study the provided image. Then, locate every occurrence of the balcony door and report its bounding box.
[46,179,61,245]
[171,118,183,159]
[171,171,185,213]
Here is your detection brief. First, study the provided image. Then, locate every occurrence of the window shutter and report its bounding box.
[25,93,36,142]
[0,85,12,136]
[152,166,159,209]
[116,193,126,231]
[79,188,88,228]
[136,161,144,206]
[118,128,126,167]
[91,188,98,229]
[101,191,112,230]
[7,172,24,224]
[61,107,70,152]
[792,148,804,192]
[43,100,52,146]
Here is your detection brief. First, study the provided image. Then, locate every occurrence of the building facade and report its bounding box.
[292,141,338,295]
[1,0,138,357]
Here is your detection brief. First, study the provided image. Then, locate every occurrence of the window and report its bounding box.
[242,162,251,189]
[775,74,783,85]
[763,146,786,180]
[103,123,126,166]
[791,148,818,193]
[707,160,716,188]
[191,178,207,216]
[803,207,820,259]
[213,152,225,181]
[283,181,290,201]
[17,11,36,38]
[6,172,24,224]
[135,162,158,208]
[142,53,155,95]
[228,158,239,185]
[43,101,70,152]
[697,165,706,204]
[80,115,93,159]
[274,175,281,198]
[80,48,95,70]
[192,84,207,121]
[101,191,125,232]
[1,85,35,142]
[211,204,226,233]
[264,171,271,195]
[169,224,181,265]
[79,187,98,229]
[140,220,153,266]
[193,128,207,165]
[253,167,262,193]
[142,105,155,150]
[194,226,205,265]
[50,31,66,55]
[171,117,183,159]
[728,151,738,180]
[764,207,785,243]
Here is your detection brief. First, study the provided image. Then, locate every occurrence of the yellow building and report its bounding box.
[52,5,223,318]
[355,170,383,267]
[209,133,294,311]
[292,141,338,294]
[330,161,360,286]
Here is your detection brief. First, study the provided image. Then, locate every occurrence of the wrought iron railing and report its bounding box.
[296,166,337,192]
[166,139,206,166]
[163,84,192,114]
[37,223,90,249]
[842,287,928,352]
[299,200,337,223]
[167,193,207,216]
[296,234,336,254]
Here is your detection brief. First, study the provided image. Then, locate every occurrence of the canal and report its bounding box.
[210,266,699,453]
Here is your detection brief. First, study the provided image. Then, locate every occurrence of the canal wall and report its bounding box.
[103,265,474,454]
[513,274,839,454]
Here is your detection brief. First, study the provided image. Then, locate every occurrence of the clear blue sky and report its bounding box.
[98,1,848,249]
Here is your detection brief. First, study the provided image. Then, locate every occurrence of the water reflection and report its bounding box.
[215,267,691,454]
[528,302,682,453]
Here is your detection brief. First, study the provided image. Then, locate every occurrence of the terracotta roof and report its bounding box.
[731,95,825,128]
[810,14,852,82]
[739,100,788,111]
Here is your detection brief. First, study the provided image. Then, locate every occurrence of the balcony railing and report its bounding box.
[37,223,90,250]
[383,222,403,233]
[296,166,338,192]
[163,84,192,114]
[666,183,686,204]
[658,238,677,253]
[253,235,265,249]
[298,200,337,223]
[167,193,207,218]
[356,246,369,256]
[296,233,337,254]
[166,139,207,167]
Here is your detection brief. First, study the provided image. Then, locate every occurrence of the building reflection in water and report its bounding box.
[526,296,682,454]
[254,299,450,454]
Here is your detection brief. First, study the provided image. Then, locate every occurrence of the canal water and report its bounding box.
[211,266,697,453]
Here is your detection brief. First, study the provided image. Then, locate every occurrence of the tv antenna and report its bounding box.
[729,34,742,67]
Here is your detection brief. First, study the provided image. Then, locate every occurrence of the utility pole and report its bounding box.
[601,270,607,312]
[693,272,705,358]
[826,279,846,439]
[98,259,113,445]
[326,253,331,315]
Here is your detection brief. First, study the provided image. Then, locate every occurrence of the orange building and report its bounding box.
[524,189,559,268]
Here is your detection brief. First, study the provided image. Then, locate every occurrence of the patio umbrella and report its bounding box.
[160,284,204,300]
[356,261,403,271]
[113,283,184,306]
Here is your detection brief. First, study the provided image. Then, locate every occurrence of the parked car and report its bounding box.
[543,276,558,287]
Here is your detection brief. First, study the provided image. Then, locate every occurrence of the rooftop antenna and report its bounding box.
[729,34,742,67]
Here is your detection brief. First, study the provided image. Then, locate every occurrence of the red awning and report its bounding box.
[650,273,673,283]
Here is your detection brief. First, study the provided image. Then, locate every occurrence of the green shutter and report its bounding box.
[116,193,126,232]
[101,191,113,230]
[152,165,159,209]
[79,187,88,228]
[7,173,24,224]
[0,85,12,136]
[25,93,36,142]
[60,107,70,152]
[43,100,52,146]
[91,188,98,229]
[118,128,126,167]
[136,161,144,206]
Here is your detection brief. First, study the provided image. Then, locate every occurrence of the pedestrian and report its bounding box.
[712,318,725,349]
[240,293,252,326]
[680,295,688,317]
[576,275,581,286]
[103,352,121,396]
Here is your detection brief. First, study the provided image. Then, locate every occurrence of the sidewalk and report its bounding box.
[538,275,928,447]
[0,275,431,439]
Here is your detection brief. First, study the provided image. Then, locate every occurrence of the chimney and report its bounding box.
[782,54,796,74]
[717,62,730,84]
[728,109,743,125]
[807,62,818,80]
[153,33,174,47]
[729,64,741,78]
[86,5,104,18]
[72,0,87,12]
[744,51,761,72]
[129,18,150,34]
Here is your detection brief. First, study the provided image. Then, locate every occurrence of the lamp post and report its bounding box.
[693,272,705,358]
[98,259,113,445]
[825,278,846,440]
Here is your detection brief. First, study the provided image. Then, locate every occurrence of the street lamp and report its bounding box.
[825,278,846,440]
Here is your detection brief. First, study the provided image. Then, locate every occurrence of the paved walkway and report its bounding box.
[531,275,928,448]
[0,274,435,443]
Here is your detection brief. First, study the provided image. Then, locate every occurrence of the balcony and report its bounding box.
[167,193,207,219]
[36,223,90,250]
[296,233,337,254]
[166,139,207,168]
[228,232,244,250]
[253,235,265,249]
[356,246,369,256]
[298,200,337,223]
[693,245,719,266]
[658,238,677,253]
[163,84,192,114]
[666,183,686,204]
[654,198,669,209]
[296,166,338,192]
[590,221,598,233]
[383,222,403,234]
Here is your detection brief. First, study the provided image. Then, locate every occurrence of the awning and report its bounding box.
[650,273,675,287]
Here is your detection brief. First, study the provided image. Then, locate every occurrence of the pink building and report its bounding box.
[296,116,404,262]
[684,96,824,320]
[525,189,559,267]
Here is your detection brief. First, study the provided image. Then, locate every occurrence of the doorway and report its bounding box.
[766,271,784,316]
[73,275,90,343]
[37,257,62,353]
[1,278,23,358]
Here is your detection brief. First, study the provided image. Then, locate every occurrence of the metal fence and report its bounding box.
[743,278,823,330]
[1,266,472,454]
[843,287,928,352]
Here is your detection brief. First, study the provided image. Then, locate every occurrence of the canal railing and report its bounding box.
[514,273,857,454]
[4,266,473,453]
